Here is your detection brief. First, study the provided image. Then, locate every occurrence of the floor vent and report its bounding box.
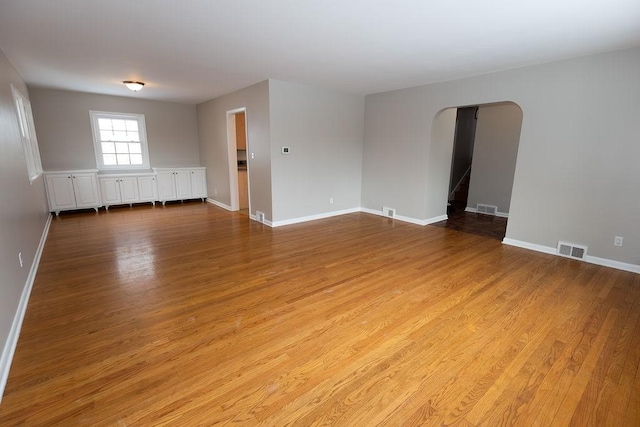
[382,206,396,218]
[256,211,265,223]
[476,204,498,215]
[557,241,588,260]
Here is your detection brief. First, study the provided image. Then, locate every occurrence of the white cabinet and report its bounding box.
[154,167,206,204]
[98,174,157,209]
[191,168,207,199]
[45,171,101,215]
[137,175,157,203]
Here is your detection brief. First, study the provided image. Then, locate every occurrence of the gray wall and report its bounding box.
[0,49,49,386]
[197,81,272,220]
[269,80,364,222]
[363,47,640,265]
[467,103,522,213]
[29,88,200,170]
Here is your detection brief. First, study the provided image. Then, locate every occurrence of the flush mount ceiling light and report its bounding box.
[123,81,145,91]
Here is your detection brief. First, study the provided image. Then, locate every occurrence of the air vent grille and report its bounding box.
[383,206,395,218]
[476,204,498,215]
[557,241,587,260]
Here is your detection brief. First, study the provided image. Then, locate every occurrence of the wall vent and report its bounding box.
[382,206,396,218]
[557,241,588,260]
[476,204,498,216]
[256,211,265,223]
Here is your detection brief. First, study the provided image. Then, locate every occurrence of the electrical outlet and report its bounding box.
[251,152,255,159]
[214,188,218,195]
[614,236,624,247]
[18,252,23,267]
[329,197,334,204]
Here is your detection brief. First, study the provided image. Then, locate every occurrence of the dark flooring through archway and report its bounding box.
[430,201,508,240]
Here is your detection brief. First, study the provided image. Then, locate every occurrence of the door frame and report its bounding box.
[225,107,250,213]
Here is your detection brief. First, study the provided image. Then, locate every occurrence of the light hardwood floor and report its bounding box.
[0,202,638,426]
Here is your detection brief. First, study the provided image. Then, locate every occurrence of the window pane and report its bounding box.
[130,154,143,165]
[125,120,138,132]
[98,118,112,130]
[128,131,140,142]
[112,119,126,131]
[102,142,116,153]
[115,142,129,153]
[128,142,141,153]
[117,154,130,165]
[103,154,117,165]
[113,131,128,141]
[100,130,114,141]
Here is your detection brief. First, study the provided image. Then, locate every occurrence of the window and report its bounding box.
[11,85,43,182]
[90,111,150,169]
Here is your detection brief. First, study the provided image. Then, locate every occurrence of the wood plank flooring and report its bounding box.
[0,202,638,426]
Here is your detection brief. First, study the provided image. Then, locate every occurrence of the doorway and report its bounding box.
[433,102,523,240]
[226,108,250,215]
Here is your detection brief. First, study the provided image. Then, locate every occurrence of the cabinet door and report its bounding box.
[72,173,101,208]
[235,112,246,149]
[138,176,157,202]
[238,170,248,209]
[157,170,176,201]
[191,169,207,199]
[99,177,121,207]
[46,174,76,210]
[119,177,139,203]
[175,170,192,199]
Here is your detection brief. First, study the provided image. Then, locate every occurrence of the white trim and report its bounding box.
[360,207,447,226]
[206,198,232,211]
[226,107,247,212]
[465,206,509,218]
[584,255,640,274]
[0,214,51,403]
[502,238,640,274]
[271,208,361,227]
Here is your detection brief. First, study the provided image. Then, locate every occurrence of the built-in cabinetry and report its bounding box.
[45,170,102,215]
[45,167,207,214]
[153,167,207,205]
[98,173,157,210]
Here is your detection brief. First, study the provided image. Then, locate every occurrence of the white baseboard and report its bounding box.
[502,238,640,274]
[360,208,447,226]
[206,198,232,211]
[249,213,273,227]
[465,207,509,218]
[271,208,361,227]
[0,213,52,403]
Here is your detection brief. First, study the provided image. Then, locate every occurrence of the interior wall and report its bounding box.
[269,80,364,222]
[0,49,49,390]
[29,87,201,170]
[466,103,522,214]
[425,108,457,219]
[363,47,640,266]
[197,81,272,220]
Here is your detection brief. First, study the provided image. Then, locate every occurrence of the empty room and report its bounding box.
[0,1,639,425]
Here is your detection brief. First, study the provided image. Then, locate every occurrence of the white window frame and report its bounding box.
[11,85,43,182]
[89,110,150,170]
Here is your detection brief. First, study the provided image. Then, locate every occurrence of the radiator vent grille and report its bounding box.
[383,206,396,218]
[557,241,588,260]
[476,204,498,215]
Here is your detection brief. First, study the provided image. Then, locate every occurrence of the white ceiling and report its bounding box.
[1,0,639,104]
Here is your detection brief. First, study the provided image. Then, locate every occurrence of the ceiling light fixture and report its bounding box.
[123,81,145,91]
